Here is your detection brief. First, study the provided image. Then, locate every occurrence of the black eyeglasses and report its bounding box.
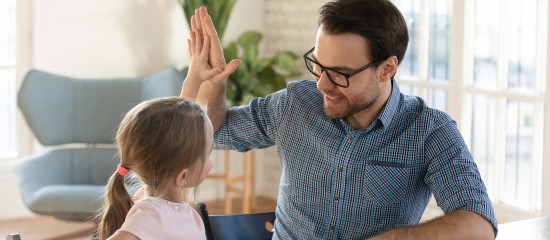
[303,47,380,88]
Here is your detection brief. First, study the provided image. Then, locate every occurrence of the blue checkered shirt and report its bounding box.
[214,80,497,239]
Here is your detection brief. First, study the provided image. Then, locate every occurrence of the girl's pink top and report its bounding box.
[115,197,206,239]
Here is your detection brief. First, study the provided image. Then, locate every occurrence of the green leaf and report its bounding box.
[273,51,301,76]
[258,67,287,90]
[216,0,236,40]
[223,42,238,63]
[181,0,204,30]
[254,58,273,71]
[238,31,262,62]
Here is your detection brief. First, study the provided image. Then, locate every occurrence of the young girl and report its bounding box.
[97,96,214,240]
[97,6,239,239]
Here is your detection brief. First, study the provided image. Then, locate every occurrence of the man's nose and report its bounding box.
[316,71,336,91]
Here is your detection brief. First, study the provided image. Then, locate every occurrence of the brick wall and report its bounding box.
[263,0,326,73]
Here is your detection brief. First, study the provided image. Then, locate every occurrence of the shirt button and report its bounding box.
[334,196,339,201]
[337,166,343,172]
[330,225,335,231]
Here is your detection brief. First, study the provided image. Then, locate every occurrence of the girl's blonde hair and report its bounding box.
[97,97,208,239]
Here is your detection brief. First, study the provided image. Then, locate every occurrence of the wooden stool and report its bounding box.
[208,149,257,214]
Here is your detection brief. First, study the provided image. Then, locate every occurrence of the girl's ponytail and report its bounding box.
[97,172,133,240]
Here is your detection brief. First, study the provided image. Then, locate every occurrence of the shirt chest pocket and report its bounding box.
[362,161,411,206]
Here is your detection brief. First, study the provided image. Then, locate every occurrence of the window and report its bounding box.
[396,0,452,113]
[395,0,547,214]
[0,0,17,158]
[466,0,545,211]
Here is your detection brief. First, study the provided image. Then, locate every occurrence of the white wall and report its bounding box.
[32,0,264,78]
[34,0,186,78]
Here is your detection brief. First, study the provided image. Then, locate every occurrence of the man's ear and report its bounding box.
[379,56,398,82]
[176,168,189,188]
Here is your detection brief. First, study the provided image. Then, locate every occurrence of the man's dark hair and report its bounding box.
[319,0,409,65]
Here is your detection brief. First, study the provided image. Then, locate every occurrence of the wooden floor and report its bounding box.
[0,197,277,240]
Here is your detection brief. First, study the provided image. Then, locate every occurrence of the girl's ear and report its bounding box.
[176,168,188,188]
[379,56,398,82]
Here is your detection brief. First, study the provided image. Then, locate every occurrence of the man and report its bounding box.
[182,0,497,239]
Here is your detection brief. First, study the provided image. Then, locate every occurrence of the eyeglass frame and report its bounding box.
[303,47,382,88]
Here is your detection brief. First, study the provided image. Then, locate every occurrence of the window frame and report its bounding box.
[0,0,33,172]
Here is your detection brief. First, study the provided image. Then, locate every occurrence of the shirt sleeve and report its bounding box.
[424,115,498,235]
[214,84,291,152]
[117,201,164,239]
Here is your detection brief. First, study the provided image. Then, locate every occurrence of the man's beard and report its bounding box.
[323,93,378,120]
[321,78,381,120]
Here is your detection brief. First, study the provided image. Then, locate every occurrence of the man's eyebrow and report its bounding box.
[312,54,356,72]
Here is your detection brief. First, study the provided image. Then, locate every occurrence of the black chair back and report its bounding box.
[194,202,275,240]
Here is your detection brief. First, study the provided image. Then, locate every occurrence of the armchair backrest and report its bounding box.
[18,67,182,145]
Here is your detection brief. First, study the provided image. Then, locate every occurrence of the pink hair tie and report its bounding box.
[116,164,129,177]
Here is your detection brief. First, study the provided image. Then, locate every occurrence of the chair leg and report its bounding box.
[215,149,257,214]
[250,149,257,211]
[224,150,232,214]
[243,152,251,213]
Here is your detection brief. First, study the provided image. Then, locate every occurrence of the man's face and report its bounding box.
[313,29,383,121]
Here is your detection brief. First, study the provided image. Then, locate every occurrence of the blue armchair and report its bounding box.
[16,67,183,222]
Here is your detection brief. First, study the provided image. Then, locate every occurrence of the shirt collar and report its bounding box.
[339,79,401,132]
[376,79,400,130]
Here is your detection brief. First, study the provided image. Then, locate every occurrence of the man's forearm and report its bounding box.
[181,79,229,131]
[370,210,495,240]
[204,82,229,131]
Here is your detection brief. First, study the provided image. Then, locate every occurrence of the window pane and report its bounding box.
[501,100,534,209]
[397,0,419,78]
[0,68,17,158]
[472,0,500,88]
[0,0,16,65]
[428,0,451,82]
[469,95,496,194]
[507,0,537,91]
[426,89,448,112]
[399,84,417,96]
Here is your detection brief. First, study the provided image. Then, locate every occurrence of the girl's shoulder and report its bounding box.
[137,197,193,213]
